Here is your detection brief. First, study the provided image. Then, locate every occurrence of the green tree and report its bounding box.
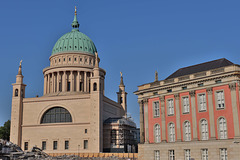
[0,120,10,141]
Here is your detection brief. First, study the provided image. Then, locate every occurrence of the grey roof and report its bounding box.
[104,117,136,128]
[166,58,234,80]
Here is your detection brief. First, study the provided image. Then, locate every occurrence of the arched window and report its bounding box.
[219,117,227,139]
[154,124,161,143]
[41,107,72,124]
[200,119,208,140]
[184,121,191,141]
[93,83,97,91]
[15,89,18,97]
[168,123,175,142]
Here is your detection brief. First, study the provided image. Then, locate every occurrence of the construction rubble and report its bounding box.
[0,140,135,160]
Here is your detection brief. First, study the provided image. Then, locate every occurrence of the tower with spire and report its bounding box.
[117,72,127,114]
[10,60,26,146]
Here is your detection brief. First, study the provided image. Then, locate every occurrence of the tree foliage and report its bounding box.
[0,120,10,141]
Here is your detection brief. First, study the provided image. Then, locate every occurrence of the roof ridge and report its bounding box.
[177,58,228,70]
[165,58,234,80]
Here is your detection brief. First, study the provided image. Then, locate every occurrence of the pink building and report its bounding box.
[134,58,240,160]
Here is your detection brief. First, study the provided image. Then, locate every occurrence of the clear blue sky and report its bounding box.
[0,0,240,127]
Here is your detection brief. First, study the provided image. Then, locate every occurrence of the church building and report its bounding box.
[10,7,133,153]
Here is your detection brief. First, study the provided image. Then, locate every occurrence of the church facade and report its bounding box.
[10,8,130,153]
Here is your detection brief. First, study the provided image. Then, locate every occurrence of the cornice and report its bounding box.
[135,72,239,95]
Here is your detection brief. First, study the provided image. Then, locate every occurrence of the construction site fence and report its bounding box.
[48,153,138,159]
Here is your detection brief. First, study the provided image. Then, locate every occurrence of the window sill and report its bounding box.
[182,112,190,114]
[153,116,160,118]
[216,107,225,110]
[168,114,174,116]
[199,110,207,112]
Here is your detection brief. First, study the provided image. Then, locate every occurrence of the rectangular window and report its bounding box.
[198,83,204,87]
[85,129,88,133]
[53,141,58,150]
[84,140,88,149]
[185,149,191,160]
[198,93,207,111]
[167,99,174,115]
[42,141,46,150]
[216,80,222,84]
[153,101,160,117]
[182,86,187,90]
[169,150,175,160]
[67,82,71,91]
[24,142,28,151]
[201,149,208,160]
[216,91,225,109]
[65,140,69,150]
[167,89,172,93]
[220,148,227,160]
[154,150,160,160]
[182,96,190,113]
[59,82,62,92]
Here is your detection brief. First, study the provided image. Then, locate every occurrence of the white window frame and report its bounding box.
[154,124,161,143]
[218,117,227,139]
[201,149,208,160]
[153,101,160,117]
[168,123,175,142]
[200,119,209,140]
[154,150,160,160]
[198,93,207,111]
[184,121,191,141]
[167,99,174,116]
[184,149,191,160]
[220,148,227,160]
[216,90,225,109]
[182,96,190,113]
[169,150,175,160]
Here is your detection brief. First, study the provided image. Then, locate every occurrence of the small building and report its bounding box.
[134,58,240,160]
[103,116,139,153]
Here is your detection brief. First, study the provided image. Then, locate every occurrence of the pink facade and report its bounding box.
[147,84,240,142]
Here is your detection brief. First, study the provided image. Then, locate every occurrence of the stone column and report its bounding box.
[44,75,47,95]
[84,72,87,92]
[87,73,90,92]
[76,71,80,92]
[207,87,216,139]
[70,71,74,92]
[143,99,149,143]
[190,90,198,140]
[160,96,166,142]
[174,94,181,141]
[52,73,55,93]
[56,72,59,92]
[139,100,145,144]
[47,74,50,94]
[80,72,83,92]
[63,71,66,92]
[229,82,240,137]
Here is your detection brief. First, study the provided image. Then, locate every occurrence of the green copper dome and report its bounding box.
[52,7,97,56]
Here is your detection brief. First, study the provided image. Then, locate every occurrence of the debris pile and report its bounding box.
[0,139,49,160]
[0,140,136,160]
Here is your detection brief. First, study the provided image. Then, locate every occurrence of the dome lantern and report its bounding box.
[71,6,80,31]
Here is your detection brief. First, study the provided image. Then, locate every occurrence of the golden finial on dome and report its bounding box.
[75,6,77,15]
